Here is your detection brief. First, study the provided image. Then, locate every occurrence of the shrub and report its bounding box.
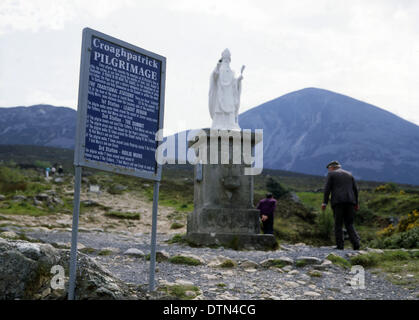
[354,206,376,224]
[317,209,334,240]
[0,166,27,194]
[350,253,380,267]
[396,210,419,233]
[266,177,289,199]
[381,227,419,249]
[377,224,396,238]
[33,160,52,169]
[375,183,398,193]
[373,210,419,249]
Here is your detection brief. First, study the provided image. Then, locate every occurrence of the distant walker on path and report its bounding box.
[257,193,277,235]
[322,161,360,250]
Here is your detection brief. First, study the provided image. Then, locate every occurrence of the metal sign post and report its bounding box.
[68,166,82,300]
[148,180,160,291]
[69,27,166,299]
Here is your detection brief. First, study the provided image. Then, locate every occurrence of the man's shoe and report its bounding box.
[353,244,360,250]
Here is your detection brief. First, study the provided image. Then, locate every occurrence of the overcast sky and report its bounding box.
[1,0,418,135]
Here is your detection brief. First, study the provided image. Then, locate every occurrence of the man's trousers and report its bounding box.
[332,203,360,249]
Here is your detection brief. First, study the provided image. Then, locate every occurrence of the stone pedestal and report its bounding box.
[186,128,277,250]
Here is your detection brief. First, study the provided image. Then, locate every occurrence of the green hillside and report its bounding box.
[0,145,418,249]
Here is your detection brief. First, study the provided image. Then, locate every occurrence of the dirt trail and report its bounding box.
[1,190,187,235]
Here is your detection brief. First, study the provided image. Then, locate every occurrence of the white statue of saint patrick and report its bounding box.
[209,48,245,130]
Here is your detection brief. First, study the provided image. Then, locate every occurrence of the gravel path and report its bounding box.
[17,227,419,300]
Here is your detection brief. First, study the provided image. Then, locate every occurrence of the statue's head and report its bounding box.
[221,48,231,63]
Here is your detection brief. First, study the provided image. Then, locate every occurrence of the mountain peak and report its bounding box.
[0,105,76,149]
[239,88,419,185]
[1,89,419,185]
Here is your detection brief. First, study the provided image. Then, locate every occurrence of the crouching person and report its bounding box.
[257,193,277,235]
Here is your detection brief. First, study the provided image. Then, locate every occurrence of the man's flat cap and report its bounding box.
[326,160,341,168]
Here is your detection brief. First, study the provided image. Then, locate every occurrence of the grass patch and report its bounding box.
[308,270,323,277]
[166,233,187,244]
[98,249,113,256]
[0,200,51,216]
[350,250,412,268]
[143,180,194,213]
[226,236,241,251]
[80,247,97,254]
[367,193,419,217]
[168,255,202,266]
[159,284,200,300]
[145,253,169,263]
[352,250,419,289]
[295,260,308,268]
[350,253,381,267]
[104,211,140,220]
[220,259,236,268]
[170,222,184,229]
[326,253,351,269]
[269,260,289,269]
[24,182,51,196]
[167,211,187,221]
[296,192,326,211]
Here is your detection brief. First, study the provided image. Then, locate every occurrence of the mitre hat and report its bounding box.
[221,48,231,60]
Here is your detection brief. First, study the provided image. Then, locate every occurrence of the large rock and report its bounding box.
[260,257,294,268]
[0,231,20,239]
[0,239,145,300]
[207,255,236,268]
[35,193,50,202]
[123,248,145,257]
[13,195,26,201]
[296,256,323,265]
[239,259,259,269]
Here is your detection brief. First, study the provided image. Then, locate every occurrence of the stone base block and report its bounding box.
[187,208,261,234]
[185,232,278,251]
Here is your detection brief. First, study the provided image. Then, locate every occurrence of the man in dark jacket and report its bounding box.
[322,161,360,250]
[257,193,277,234]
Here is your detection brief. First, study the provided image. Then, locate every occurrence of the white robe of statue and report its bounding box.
[209,49,244,130]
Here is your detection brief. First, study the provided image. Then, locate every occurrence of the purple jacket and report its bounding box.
[257,198,277,216]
